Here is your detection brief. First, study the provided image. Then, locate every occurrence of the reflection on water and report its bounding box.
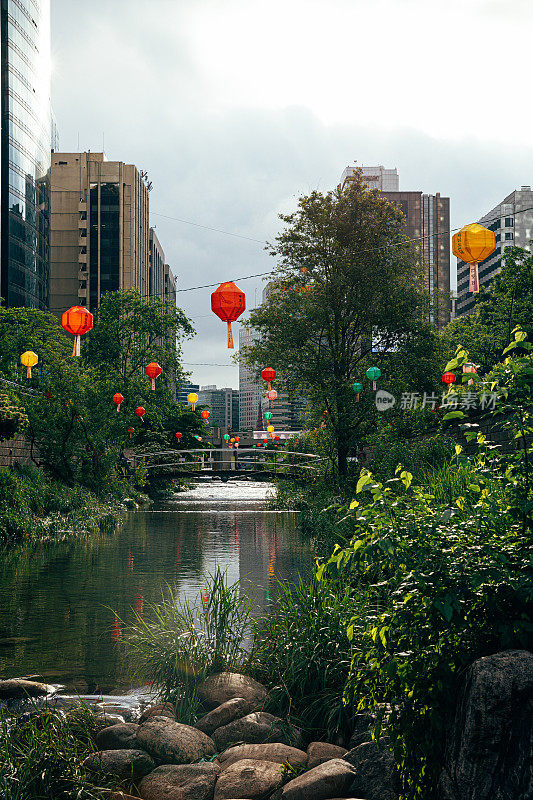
[0,482,311,694]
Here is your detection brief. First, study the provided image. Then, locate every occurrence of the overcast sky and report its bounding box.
[52,0,533,389]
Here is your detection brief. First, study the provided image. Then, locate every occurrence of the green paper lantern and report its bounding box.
[352,382,363,401]
[223,434,230,441]
[366,367,381,390]
[264,411,273,420]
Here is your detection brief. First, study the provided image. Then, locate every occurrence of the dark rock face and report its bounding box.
[197,673,268,710]
[84,748,155,780]
[270,758,357,800]
[95,722,140,750]
[344,738,398,800]
[440,649,533,800]
[139,702,176,723]
[139,762,220,800]
[136,715,216,764]
[195,697,254,735]
[0,679,55,698]
[306,742,348,769]
[214,712,303,751]
[214,758,285,800]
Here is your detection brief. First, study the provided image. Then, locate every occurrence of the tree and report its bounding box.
[442,246,533,372]
[241,171,434,477]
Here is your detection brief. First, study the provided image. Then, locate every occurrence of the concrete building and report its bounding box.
[198,385,239,430]
[149,228,165,300]
[239,326,263,432]
[456,186,533,317]
[165,263,177,308]
[341,165,451,328]
[1,0,52,309]
[49,152,150,316]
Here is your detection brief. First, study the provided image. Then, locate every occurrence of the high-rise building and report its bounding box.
[1,0,52,309]
[177,380,199,405]
[239,326,263,432]
[198,385,239,430]
[164,263,176,308]
[49,152,150,315]
[456,186,533,317]
[149,228,165,300]
[341,166,451,327]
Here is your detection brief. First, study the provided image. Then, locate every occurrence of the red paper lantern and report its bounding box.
[145,362,162,390]
[275,436,280,441]
[442,372,457,385]
[127,427,135,438]
[261,367,276,389]
[175,432,182,440]
[136,406,146,421]
[211,282,246,349]
[62,306,93,356]
[235,436,240,442]
[200,410,211,420]
[113,393,124,412]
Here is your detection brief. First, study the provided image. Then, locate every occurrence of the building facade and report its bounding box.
[456,186,533,317]
[49,152,150,316]
[1,0,52,309]
[177,380,199,405]
[149,227,165,300]
[341,166,451,327]
[198,385,239,430]
[238,325,263,432]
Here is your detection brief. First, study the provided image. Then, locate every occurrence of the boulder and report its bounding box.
[348,713,374,749]
[94,713,127,728]
[139,763,220,800]
[270,758,357,800]
[307,742,348,769]
[84,749,155,781]
[96,723,140,750]
[95,703,136,722]
[139,702,176,723]
[214,758,285,800]
[344,738,397,800]
[440,649,533,800]
[218,743,308,770]
[195,697,254,735]
[136,715,215,764]
[214,712,303,751]
[197,673,268,710]
[0,678,55,699]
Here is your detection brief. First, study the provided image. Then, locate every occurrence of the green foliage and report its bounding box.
[0,705,112,799]
[0,393,28,442]
[250,576,354,740]
[126,567,253,720]
[241,170,436,476]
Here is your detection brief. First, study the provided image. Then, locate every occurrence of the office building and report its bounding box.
[239,326,263,431]
[198,385,239,430]
[49,152,150,315]
[1,0,52,309]
[149,228,165,300]
[164,262,176,308]
[177,380,199,405]
[456,186,533,317]
[341,166,451,327]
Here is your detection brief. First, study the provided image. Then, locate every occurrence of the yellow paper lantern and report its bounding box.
[267,425,275,433]
[452,223,496,294]
[20,351,38,379]
[187,392,199,410]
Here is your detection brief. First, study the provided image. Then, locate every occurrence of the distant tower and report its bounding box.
[256,400,264,431]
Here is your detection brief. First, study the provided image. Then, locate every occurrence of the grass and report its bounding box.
[0,464,138,545]
[0,704,113,800]
[125,566,254,722]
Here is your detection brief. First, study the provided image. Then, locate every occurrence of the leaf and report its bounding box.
[349,499,359,509]
[455,445,463,456]
[443,411,465,421]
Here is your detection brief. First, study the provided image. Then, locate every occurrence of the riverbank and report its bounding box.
[0,464,148,545]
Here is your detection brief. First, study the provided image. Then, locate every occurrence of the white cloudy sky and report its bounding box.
[52,0,533,388]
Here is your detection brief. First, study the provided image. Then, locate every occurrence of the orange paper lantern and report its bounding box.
[452,223,496,294]
[136,406,146,421]
[145,362,162,390]
[113,392,124,412]
[62,306,93,356]
[211,282,246,348]
[200,410,211,420]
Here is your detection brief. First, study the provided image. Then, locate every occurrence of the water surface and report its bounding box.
[0,481,311,695]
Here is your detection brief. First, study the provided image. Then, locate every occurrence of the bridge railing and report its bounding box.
[131,448,325,477]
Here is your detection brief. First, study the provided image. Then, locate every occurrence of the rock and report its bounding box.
[96,723,140,750]
[218,743,308,770]
[214,758,285,800]
[95,703,136,722]
[197,673,268,710]
[94,713,127,728]
[0,678,55,699]
[139,763,220,800]
[195,697,254,735]
[84,749,155,781]
[348,713,374,749]
[307,742,348,769]
[136,715,215,764]
[214,712,303,751]
[108,793,142,800]
[139,702,176,723]
[440,649,533,800]
[344,738,397,800]
[270,758,357,800]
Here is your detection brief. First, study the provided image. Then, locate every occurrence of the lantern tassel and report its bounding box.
[373,381,377,390]
[27,366,31,379]
[227,321,234,349]
[469,262,479,293]
[117,404,120,412]
[73,334,81,357]
[151,378,155,391]
[356,394,360,402]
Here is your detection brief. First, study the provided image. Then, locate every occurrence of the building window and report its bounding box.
[505,217,514,227]
[505,232,514,240]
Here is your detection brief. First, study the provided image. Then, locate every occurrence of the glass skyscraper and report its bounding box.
[1,0,51,309]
